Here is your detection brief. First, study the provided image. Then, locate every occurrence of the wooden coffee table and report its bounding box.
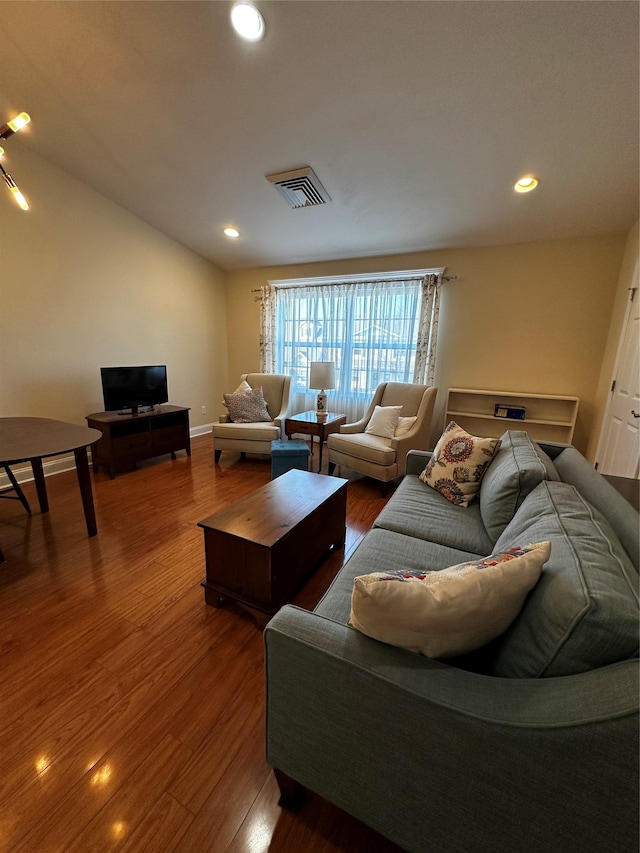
[198,469,348,615]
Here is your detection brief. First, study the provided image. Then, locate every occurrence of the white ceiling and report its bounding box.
[0,1,638,271]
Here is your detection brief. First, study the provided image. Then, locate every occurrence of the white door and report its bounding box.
[596,267,639,478]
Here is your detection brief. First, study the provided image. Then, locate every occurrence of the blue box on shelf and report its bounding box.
[494,404,526,420]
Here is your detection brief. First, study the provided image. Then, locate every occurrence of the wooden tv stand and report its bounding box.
[86,405,191,479]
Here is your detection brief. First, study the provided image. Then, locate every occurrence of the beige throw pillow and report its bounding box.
[365,405,403,438]
[395,416,417,438]
[223,386,271,423]
[349,541,550,659]
[420,421,501,506]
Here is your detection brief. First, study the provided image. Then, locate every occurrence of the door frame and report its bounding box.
[594,260,639,474]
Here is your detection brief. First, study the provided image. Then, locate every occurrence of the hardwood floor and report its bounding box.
[0,435,404,852]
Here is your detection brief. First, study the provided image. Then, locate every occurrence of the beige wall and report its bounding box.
[225,233,628,454]
[0,146,227,429]
[588,220,639,462]
[1,143,632,460]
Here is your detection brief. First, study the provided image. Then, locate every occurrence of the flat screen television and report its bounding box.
[100,365,168,414]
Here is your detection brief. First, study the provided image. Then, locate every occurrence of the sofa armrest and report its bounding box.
[265,605,639,853]
[405,449,432,475]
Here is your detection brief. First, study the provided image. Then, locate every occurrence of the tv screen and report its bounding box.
[100,365,168,413]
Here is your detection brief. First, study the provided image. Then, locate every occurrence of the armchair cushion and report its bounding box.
[212,421,280,441]
[224,386,271,423]
[365,405,402,438]
[327,432,397,466]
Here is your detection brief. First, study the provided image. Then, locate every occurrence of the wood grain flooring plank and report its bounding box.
[224,771,284,853]
[0,435,395,852]
[168,668,265,814]
[171,716,271,852]
[65,734,193,853]
[118,792,193,853]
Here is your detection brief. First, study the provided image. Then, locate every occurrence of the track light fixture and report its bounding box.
[0,111,31,211]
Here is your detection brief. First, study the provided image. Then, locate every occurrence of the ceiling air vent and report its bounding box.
[266,166,331,209]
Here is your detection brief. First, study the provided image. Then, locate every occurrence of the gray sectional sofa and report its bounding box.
[264,432,639,853]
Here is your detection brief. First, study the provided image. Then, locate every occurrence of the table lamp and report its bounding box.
[309,361,335,421]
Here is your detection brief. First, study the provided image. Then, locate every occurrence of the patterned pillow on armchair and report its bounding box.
[223,386,271,423]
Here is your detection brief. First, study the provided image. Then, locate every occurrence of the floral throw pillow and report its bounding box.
[223,386,271,423]
[420,421,501,507]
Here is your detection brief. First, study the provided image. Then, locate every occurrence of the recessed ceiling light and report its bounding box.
[223,226,240,238]
[230,3,265,41]
[514,176,539,193]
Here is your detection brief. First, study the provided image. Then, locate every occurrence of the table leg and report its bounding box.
[317,434,324,473]
[31,458,49,513]
[74,447,97,537]
[3,465,32,513]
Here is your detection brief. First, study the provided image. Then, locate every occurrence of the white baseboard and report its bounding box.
[0,423,213,488]
[0,455,76,487]
[191,422,213,437]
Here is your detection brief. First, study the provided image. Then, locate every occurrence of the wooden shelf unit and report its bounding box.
[445,388,579,443]
[86,405,191,478]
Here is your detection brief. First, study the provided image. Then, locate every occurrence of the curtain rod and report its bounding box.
[251,274,456,293]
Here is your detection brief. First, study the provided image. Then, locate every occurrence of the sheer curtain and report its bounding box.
[261,274,441,422]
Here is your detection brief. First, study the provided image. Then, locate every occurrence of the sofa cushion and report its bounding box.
[224,386,271,423]
[553,446,639,572]
[491,480,639,677]
[314,528,483,625]
[349,542,550,659]
[374,474,495,555]
[365,405,402,438]
[420,422,501,507]
[480,431,560,542]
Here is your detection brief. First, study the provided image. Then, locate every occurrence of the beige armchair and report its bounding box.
[327,382,437,488]
[213,373,291,463]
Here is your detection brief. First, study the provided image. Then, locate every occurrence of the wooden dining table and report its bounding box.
[0,417,102,543]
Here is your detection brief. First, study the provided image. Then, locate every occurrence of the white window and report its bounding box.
[260,269,443,421]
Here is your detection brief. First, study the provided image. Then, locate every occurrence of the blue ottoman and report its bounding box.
[271,439,310,479]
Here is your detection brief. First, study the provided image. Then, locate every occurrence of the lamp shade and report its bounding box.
[309,361,335,390]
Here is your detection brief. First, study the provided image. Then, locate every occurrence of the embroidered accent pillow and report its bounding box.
[365,405,403,438]
[224,386,271,423]
[420,421,501,506]
[349,541,550,659]
[395,416,417,438]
